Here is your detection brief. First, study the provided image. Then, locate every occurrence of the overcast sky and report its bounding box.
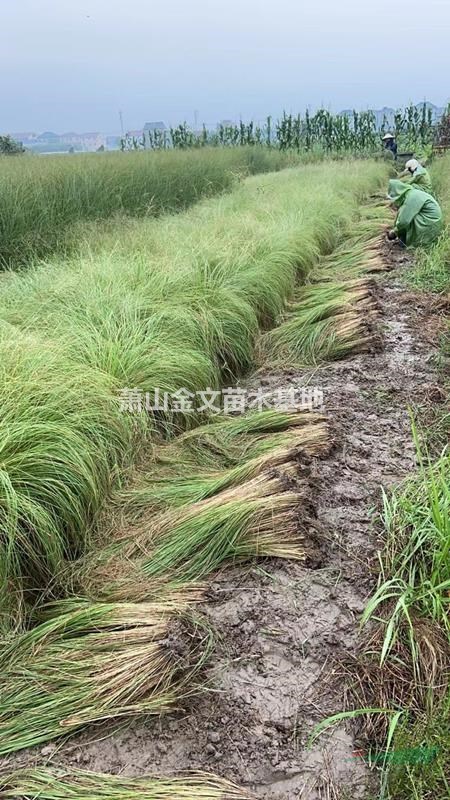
[2,0,449,133]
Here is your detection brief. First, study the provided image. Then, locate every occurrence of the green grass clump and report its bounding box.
[406,153,450,294]
[0,598,212,754]
[0,332,139,631]
[362,444,449,662]
[0,767,254,799]
[385,694,450,800]
[0,146,305,269]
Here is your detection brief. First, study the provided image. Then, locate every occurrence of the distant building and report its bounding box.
[143,121,167,132]
[11,132,37,143]
[217,119,235,129]
[59,132,81,145]
[80,133,106,151]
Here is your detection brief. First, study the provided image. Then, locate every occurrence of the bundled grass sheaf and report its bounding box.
[0,598,212,754]
[0,767,255,800]
[80,470,308,602]
[117,409,330,515]
[263,277,379,365]
[76,409,327,601]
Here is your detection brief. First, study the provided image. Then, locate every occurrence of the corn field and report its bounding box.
[121,103,442,153]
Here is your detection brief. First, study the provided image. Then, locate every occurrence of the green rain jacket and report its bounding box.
[401,165,434,194]
[388,180,443,247]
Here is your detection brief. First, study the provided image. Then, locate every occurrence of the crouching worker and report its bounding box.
[387,180,442,247]
[400,159,434,194]
[382,132,398,160]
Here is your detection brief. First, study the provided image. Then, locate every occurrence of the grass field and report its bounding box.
[0,147,312,269]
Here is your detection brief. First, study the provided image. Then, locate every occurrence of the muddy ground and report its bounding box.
[5,245,447,798]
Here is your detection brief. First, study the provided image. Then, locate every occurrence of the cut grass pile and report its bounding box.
[0,146,305,269]
[85,480,304,601]
[0,409,325,751]
[79,408,329,602]
[262,276,379,365]
[117,408,330,514]
[0,767,254,800]
[0,597,212,753]
[260,203,391,366]
[0,160,388,629]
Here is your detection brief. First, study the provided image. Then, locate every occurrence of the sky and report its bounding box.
[2,0,449,134]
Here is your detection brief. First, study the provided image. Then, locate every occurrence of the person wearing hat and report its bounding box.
[386,179,442,247]
[382,132,398,159]
[399,159,434,194]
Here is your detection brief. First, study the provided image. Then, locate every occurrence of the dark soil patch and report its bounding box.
[3,246,446,799]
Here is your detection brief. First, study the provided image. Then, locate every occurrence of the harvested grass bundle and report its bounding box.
[311,238,387,281]
[118,413,331,517]
[120,442,315,514]
[158,408,329,472]
[0,598,212,754]
[0,767,254,800]
[262,279,379,365]
[139,482,304,582]
[81,468,308,601]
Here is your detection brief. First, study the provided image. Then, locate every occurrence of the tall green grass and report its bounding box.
[0,147,307,269]
[0,161,388,628]
[356,431,450,797]
[407,153,450,294]
[362,434,449,663]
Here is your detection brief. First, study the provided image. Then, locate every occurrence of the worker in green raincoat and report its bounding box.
[387,180,443,247]
[399,159,434,194]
